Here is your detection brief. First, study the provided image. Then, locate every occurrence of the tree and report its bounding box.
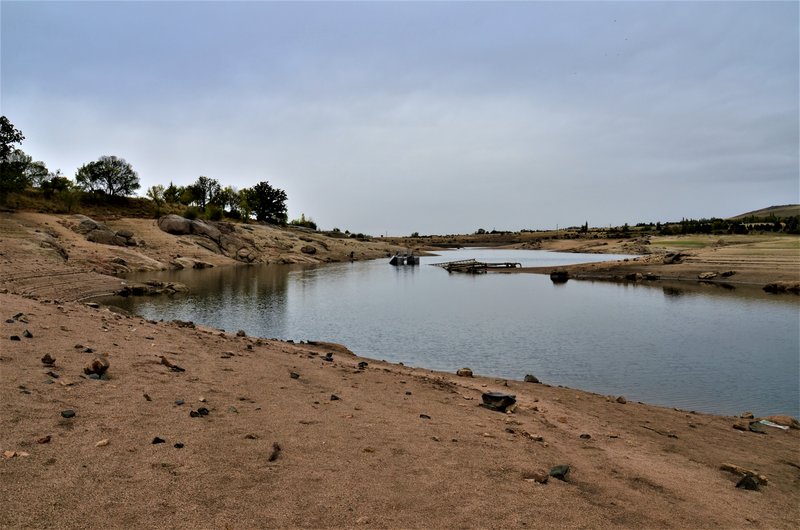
[0,116,25,161]
[146,184,165,206]
[163,181,182,204]
[75,155,140,197]
[191,176,221,210]
[0,118,30,199]
[242,181,287,224]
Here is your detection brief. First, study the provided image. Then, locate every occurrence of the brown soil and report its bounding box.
[1,216,799,528]
[499,235,800,293]
[0,212,403,301]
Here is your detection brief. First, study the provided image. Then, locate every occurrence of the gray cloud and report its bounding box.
[2,1,797,234]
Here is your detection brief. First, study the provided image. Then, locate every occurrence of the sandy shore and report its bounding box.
[1,214,799,528]
[1,292,798,528]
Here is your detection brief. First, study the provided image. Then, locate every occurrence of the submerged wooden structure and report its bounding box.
[430,258,521,274]
[390,252,419,266]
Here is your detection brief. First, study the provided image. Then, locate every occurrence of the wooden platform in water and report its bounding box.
[430,258,521,274]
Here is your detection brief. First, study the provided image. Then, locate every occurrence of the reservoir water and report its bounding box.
[101,248,800,417]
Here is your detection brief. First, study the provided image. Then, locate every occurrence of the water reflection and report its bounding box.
[99,249,800,417]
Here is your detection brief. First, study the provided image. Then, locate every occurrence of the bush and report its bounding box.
[184,206,199,220]
[207,204,223,221]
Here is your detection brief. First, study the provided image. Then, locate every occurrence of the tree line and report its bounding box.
[0,116,289,225]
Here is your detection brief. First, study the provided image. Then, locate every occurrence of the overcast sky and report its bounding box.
[2,1,798,235]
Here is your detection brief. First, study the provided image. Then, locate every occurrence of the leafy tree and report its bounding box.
[242,181,287,224]
[191,176,221,210]
[163,181,182,204]
[40,170,72,198]
[212,185,239,213]
[75,155,140,197]
[0,118,31,199]
[290,213,317,230]
[146,184,165,206]
[0,116,24,161]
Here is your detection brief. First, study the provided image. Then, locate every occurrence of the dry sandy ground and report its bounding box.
[1,293,798,529]
[1,215,799,528]
[0,212,402,301]
[502,235,800,292]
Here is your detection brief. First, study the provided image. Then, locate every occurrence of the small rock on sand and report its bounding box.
[60,410,76,419]
[549,465,570,481]
[456,367,473,377]
[524,374,540,383]
[736,475,760,491]
[95,439,109,447]
[616,396,627,404]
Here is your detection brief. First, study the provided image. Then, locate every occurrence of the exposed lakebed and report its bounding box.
[100,248,800,417]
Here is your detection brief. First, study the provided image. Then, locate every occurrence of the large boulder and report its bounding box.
[158,215,192,235]
[87,229,126,246]
[190,220,221,242]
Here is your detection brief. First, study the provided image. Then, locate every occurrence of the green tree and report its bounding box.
[212,185,239,214]
[0,118,31,199]
[0,116,25,161]
[290,213,317,230]
[191,176,221,210]
[243,181,287,224]
[146,184,165,206]
[75,155,140,197]
[162,182,181,204]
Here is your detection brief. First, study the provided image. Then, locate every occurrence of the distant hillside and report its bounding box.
[729,204,800,220]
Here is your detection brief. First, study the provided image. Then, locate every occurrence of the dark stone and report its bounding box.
[579,434,592,439]
[550,270,569,283]
[290,372,300,379]
[197,407,210,416]
[236,330,246,337]
[322,354,333,362]
[419,414,431,419]
[549,464,570,481]
[41,354,56,366]
[86,302,100,309]
[175,399,185,405]
[330,394,340,401]
[84,357,110,376]
[748,421,768,434]
[61,410,76,418]
[358,361,368,369]
[87,373,100,380]
[268,442,282,462]
[405,391,412,395]
[524,374,540,384]
[46,370,59,379]
[83,348,94,353]
[480,392,517,412]
[152,437,166,444]
[5,319,14,324]
[300,245,317,255]
[10,335,20,341]
[190,410,200,418]
[174,443,184,449]
[736,474,760,491]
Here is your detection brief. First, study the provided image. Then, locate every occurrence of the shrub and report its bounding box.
[184,206,199,220]
[207,204,223,221]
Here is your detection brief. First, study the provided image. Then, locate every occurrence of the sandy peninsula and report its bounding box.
[1,212,799,528]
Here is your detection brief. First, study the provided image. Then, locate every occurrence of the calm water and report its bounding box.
[100,249,800,417]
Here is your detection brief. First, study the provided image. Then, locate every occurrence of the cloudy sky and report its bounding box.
[2,1,797,235]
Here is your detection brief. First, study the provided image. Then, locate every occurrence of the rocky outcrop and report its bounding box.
[116,280,188,297]
[157,215,259,263]
[72,215,137,247]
